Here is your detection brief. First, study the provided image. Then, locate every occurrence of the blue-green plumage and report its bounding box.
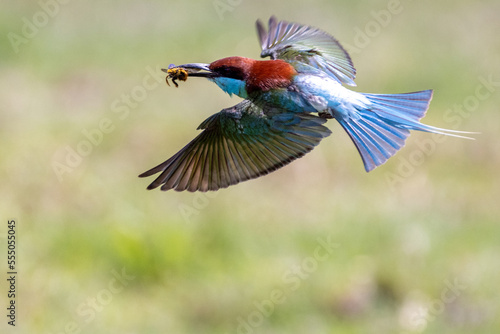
[211,77,248,98]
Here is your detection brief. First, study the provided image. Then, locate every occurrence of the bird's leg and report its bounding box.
[318,110,333,119]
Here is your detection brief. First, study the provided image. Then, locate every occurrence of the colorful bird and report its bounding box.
[140,16,470,192]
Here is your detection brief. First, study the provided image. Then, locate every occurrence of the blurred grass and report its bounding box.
[1,0,499,333]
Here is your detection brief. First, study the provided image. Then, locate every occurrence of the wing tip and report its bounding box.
[138,171,151,178]
[256,18,267,50]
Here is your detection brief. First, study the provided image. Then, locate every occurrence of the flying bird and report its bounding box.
[140,16,470,192]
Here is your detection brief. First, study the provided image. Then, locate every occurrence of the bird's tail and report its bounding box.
[335,90,473,172]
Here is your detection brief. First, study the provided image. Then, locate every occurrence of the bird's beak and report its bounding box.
[162,63,212,77]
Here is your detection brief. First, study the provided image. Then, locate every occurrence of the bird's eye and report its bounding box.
[216,66,245,80]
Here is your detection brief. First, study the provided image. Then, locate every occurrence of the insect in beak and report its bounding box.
[162,63,212,87]
[163,65,189,87]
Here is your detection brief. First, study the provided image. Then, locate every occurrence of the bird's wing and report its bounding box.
[139,100,331,192]
[256,16,356,86]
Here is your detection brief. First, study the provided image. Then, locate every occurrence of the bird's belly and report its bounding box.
[251,75,370,116]
[293,75,370,117]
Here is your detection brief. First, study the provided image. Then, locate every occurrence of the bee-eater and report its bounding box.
[140,16,470,192]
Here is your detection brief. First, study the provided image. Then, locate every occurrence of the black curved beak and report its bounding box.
[161,63,212,77]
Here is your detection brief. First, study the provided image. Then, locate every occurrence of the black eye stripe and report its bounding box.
[216,66,245,80]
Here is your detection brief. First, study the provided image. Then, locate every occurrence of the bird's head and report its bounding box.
[166,56,296,98]
[167,57,253,98]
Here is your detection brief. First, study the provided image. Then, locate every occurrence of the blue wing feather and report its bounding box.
[257,16,357,86]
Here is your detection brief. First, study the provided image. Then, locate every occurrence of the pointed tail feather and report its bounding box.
[336,90,474,172]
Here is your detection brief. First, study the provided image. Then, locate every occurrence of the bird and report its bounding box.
[140,16,471,192]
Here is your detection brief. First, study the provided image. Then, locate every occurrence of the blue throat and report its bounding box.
[211,77,248,98]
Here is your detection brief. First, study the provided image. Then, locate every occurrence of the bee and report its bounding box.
[165,67,188,87]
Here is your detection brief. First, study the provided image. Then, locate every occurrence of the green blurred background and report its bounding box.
[1,0,499,333]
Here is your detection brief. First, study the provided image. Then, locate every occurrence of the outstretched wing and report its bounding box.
[256,16,356,86]
[139,100,331,192]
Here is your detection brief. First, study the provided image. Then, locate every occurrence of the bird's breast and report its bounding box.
[212,77,248,98]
